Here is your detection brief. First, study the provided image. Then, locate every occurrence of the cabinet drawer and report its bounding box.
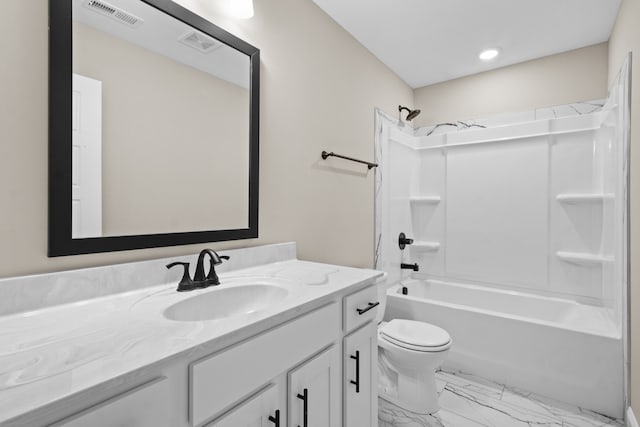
[50,377,170,427]
[343,285,378,333]
[190,302,339,426]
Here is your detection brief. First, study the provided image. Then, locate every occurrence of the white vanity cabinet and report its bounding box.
[20,281,381,427]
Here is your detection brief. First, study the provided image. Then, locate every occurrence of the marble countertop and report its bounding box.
[0,258,382,424]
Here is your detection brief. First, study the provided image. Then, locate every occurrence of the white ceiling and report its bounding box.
[311,0,622,89]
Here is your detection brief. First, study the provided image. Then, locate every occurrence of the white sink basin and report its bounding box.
[164,284,288,322]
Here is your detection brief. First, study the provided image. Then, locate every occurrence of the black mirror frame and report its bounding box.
[48,0,260,256]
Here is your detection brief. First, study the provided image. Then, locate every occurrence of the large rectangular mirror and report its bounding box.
[49,0,260,256]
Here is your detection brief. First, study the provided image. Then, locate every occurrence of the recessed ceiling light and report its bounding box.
[479,48,500,61]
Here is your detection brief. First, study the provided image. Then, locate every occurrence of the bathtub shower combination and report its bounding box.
[374,57,630,419]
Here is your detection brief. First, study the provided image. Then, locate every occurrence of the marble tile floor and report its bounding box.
[378,369,624,427]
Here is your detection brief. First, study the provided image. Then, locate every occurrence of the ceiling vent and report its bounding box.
[178,31,223,54]
[83,0,144,28]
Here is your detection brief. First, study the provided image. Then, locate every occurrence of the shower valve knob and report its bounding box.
[398,232,414,250]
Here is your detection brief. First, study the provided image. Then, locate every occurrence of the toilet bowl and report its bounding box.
[378,319,451,414]
[375,278,452,414]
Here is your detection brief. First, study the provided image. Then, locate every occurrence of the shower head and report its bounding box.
[406,109,421,121]
[399,105,421,121]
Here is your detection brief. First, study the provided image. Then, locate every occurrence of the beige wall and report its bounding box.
[608,0,640,416]
[413,43,609,127]
[73,22,249,235]
[0,0,412,277]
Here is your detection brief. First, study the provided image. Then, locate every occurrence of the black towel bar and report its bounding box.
[321,151,378,169]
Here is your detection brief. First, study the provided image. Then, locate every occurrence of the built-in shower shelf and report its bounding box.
[556,251,614,267]
[410,241,441,252]
[556,193,614,204]
[409,196,441,204]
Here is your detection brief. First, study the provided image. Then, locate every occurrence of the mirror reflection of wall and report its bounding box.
[71,0,251,238]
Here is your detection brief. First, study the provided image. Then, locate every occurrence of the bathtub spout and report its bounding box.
[401,263,419,271]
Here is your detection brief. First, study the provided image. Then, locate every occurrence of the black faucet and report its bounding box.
[166,249,230,292]
[401,263,419,272]
[193,249,230,287]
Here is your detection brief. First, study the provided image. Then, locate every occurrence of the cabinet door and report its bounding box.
[207,382,284,427]
[288,345,340,427]
[344,323,377,427]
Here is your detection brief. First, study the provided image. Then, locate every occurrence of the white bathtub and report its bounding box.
[384,279,624,418]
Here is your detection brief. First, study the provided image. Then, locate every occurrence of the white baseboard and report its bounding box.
[628,407,639,427]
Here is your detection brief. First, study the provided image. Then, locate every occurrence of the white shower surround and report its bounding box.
[374,57,630,418]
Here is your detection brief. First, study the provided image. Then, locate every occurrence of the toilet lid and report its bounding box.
[381,334,451,352]
[380,319,451,349]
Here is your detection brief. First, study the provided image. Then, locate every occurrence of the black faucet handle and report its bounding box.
[206,253,230,284]
[398,232,414,250]
[210,252,230,265]
[166,262,196,292]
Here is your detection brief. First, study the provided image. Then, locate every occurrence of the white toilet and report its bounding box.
[376,282,452,414]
